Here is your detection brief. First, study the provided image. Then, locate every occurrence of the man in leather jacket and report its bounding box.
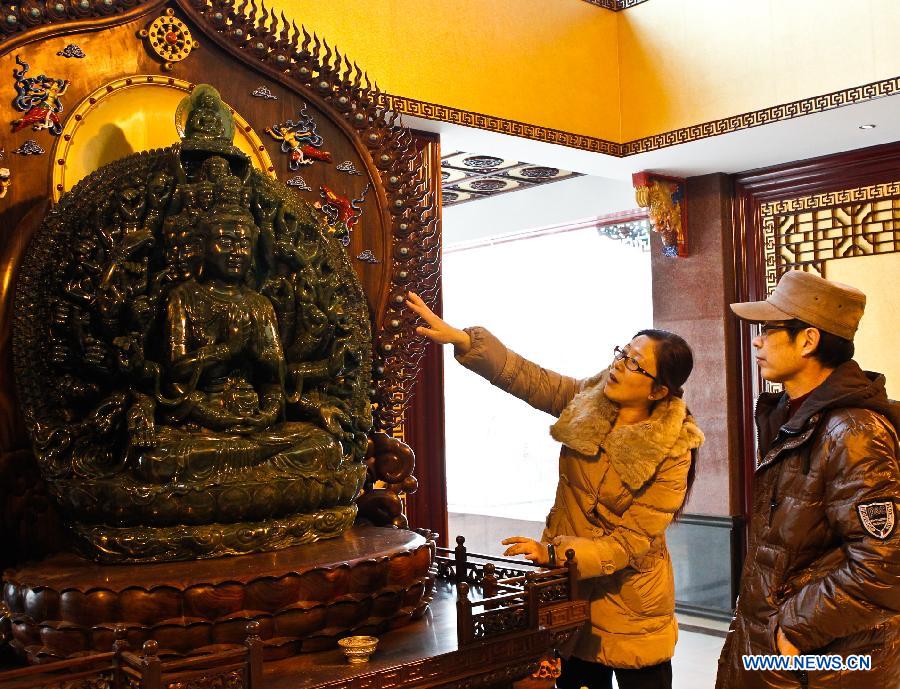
[717,270,900,689]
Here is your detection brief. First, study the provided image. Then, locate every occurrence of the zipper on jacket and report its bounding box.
[800,422,820,476]
[760,415,821,531]
[756,424,817,473]
[794,669,809,689]
[768,460,785,527]
[753,396,763,469]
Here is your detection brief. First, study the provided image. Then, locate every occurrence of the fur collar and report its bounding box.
[550,370,704,490]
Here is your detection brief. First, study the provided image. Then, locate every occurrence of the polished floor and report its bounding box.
[596,629,725,688]
[539,629,724,689]
[669,629,726,689]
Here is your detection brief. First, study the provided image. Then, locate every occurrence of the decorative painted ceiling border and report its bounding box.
[382,94,620,155]
[383,94,622,156]
[622,76,900,155]
[582,0,652,11]
[385,74,900,159]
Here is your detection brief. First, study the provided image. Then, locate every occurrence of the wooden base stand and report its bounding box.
[2,526,433,663]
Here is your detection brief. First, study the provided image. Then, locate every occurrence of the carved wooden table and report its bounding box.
[263,581,580,689]
[262,540,589,689]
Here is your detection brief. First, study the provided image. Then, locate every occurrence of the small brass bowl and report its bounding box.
[338,635,378,664]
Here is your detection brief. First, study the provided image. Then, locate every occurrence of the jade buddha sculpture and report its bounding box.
[13,85,372,563]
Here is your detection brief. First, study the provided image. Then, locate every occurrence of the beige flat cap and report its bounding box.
[730,270,865,340]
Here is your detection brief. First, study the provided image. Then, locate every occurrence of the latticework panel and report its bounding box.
[761,181,900,294]
[757,181,900,394]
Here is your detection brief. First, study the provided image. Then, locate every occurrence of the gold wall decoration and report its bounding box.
[139,8,197,70]
[633,172,687,257]
[51,75,274,201]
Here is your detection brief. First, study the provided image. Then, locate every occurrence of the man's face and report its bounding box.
[752,324,811,383]
[205,222,253,282]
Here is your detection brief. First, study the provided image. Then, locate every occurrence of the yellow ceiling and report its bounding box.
[270,0,900,145]
[269,0,621,140]
[618,0,900,141]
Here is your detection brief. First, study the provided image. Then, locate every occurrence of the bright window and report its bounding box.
[443,225,652,555]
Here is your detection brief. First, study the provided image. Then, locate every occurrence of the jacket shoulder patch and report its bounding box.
[856,500,896,540]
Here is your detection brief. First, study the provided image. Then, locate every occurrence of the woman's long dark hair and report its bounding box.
[634,329,697,520]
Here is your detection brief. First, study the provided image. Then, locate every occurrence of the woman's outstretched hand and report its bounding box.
[405,291,472,354]
[501,536,549,566]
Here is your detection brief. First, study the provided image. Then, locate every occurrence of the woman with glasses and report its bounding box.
[405,292,704,689]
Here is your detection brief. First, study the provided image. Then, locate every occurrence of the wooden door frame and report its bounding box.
[731,140,900,524]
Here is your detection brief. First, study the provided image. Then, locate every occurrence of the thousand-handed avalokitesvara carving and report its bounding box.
[13,85,372,563]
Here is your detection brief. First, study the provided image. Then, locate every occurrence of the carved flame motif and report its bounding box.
[286,174,311,190]
[56,44,86,59]
[356,249,380,264]
[13,139,44,155]
[336,160,363,176]
[250,85,277,100]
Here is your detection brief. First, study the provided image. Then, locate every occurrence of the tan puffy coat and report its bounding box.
[456,327,704,669]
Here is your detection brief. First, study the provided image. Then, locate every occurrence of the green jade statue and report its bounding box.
[14,85,372,563]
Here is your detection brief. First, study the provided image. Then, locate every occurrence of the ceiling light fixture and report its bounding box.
[858,124,877,130]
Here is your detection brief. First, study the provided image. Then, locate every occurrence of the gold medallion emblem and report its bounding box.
[139,9,197,71]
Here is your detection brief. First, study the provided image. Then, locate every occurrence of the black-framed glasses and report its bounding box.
[759,321,808,339]
[612,346,658,382]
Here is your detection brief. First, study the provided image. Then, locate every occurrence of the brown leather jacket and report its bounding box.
[717,361,900,689]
